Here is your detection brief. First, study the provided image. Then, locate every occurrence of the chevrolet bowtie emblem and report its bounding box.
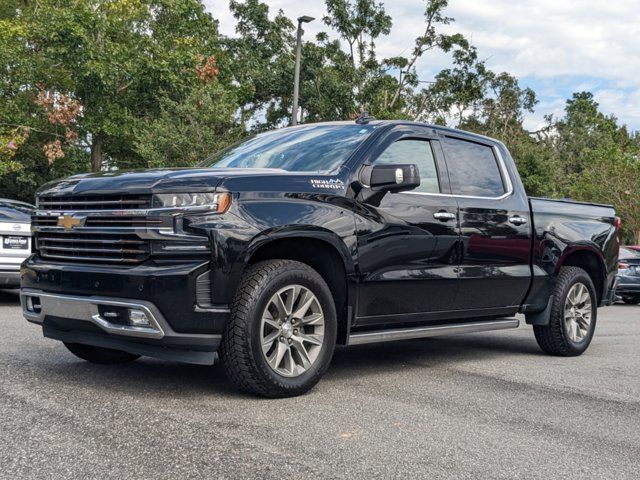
[57,214,84,230]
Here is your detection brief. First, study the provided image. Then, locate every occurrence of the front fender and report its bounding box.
[197,194,358,305]
[243,226,357,274]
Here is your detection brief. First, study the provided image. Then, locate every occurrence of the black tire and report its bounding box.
[64,343,141,364]
[533,266,597,356]
[622,295,640,305]
[220,260,337,398]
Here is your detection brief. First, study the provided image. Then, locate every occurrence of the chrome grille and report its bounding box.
[31,216,58,227]
[33,194,159,265]
[37,194,151,211]
[31,216,165,229]
[36,232,150,264]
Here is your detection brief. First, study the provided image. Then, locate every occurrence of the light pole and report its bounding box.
[292,15,314,126]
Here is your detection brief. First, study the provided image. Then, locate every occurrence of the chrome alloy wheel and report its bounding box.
[260,285,325,377]
[564,282,592,342]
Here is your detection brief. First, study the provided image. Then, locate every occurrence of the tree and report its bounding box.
[549,93,640,243]
[225,0,295,128]
[387,0,464,111]
[296,34,356,121]
[135,57,241,167]
[1,0,222,172]
[323,0,392,70]
[412,41,488,125]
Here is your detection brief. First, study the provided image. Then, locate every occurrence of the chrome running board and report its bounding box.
[347,318,520,345]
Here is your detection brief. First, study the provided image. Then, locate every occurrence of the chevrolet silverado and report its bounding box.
[21,119,620,397]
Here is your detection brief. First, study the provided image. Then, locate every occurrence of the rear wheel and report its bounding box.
[534,266,597,356]
[64,343,140,364]
[621,295,640,305]
[220,260,337,398]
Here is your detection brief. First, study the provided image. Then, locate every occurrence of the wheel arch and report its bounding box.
[242,229,356,344]
[527,245,607,326]
[556,246,607,304]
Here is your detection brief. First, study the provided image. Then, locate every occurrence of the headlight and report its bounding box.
[152,192,231,212]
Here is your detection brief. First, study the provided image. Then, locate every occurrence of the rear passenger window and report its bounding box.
[443,138,506,197]
[373,140,440,194]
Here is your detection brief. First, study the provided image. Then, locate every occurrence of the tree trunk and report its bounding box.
[90,133,103,172]
[636,230,640,245]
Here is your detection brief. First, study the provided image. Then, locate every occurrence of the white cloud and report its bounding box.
[443,0,640,82]
[204,0,640,130]
[595,89,640,128]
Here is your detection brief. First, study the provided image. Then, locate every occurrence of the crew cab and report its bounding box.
[21,120,620,397]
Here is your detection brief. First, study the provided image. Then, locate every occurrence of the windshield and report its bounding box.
[0,202,33,221]
[204,124,377,173]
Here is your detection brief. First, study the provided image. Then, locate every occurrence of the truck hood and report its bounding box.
[36,168,298,196]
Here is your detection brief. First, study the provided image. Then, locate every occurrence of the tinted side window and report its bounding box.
[443,138,505,197]
[373,140,440,194]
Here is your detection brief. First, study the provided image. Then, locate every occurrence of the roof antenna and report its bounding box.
[355,111,375,125]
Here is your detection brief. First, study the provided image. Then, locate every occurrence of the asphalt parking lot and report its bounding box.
[1,289,639,479]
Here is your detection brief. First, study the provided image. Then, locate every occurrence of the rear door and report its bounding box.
[355,126,460,326]
[441,136,532,311]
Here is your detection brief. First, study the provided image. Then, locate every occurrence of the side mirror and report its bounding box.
[357,163,420,205]
[366,164,420,192]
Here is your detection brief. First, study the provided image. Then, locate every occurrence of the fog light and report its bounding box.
[128,309,151,327]
[26,296,42,313]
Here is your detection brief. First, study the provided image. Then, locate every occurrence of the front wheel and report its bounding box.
[64,343,140,364]
[622,295,640,305]
[533,266,597,356]
[220,260,337,398]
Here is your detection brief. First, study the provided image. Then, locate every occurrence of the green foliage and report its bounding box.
[550,93,640,243]
[0,0,225,199]
[226,0,295,127]
[323,0,392,68]
[135,82,241,168]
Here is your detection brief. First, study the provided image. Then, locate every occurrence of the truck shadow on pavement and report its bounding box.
[327,333,541,380]
[31,331,541,399]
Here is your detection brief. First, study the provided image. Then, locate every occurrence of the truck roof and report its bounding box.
[287,120,503,147]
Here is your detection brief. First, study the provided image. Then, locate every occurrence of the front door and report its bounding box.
[354,129,460,326]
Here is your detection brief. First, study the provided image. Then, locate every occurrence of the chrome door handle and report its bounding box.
[508,216,528,225]
[433,211,456,221]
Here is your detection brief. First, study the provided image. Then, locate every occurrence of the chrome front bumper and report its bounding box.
[21,288,220,343]
[0,270,20,287]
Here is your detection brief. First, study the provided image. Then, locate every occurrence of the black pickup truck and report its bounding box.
[21,120,620,397]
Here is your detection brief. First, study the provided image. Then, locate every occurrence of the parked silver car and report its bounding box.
[0,199,34,289]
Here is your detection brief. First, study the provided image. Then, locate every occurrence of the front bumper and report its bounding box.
[21,289,221,364]
[20,255,231,364]
[0,270,20,288]
[616,283,640,295]
[615,273,640,296]
[21,255,230,333]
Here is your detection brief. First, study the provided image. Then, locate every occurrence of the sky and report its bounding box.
[204,0,640,132]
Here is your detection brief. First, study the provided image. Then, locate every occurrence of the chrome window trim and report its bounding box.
[402,146,514,201]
